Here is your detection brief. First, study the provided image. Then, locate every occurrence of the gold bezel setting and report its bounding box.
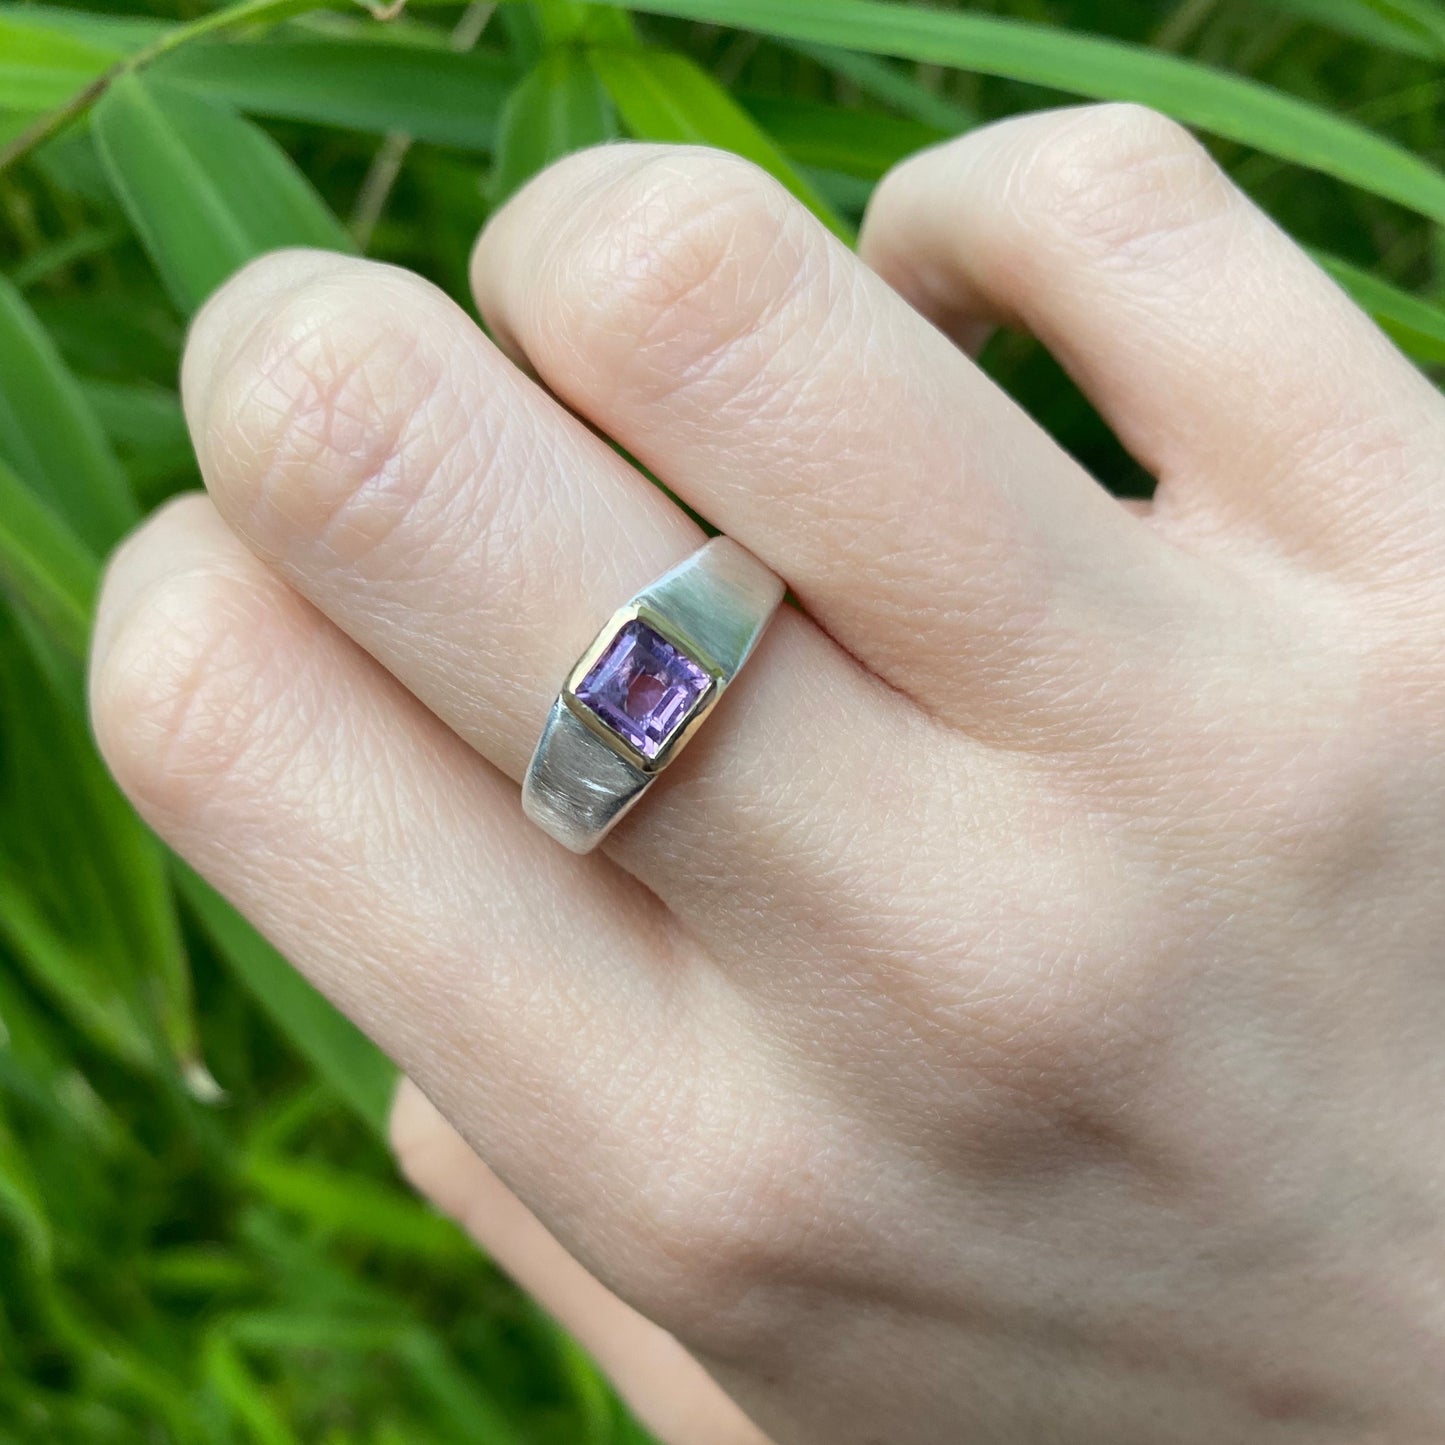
[523,537,784,852]
[561,602,723,775]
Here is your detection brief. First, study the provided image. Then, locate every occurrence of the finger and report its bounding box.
[180,247,934,937]
[390,1080,773,1445]
[89,494,759,1299]
[861,104,1445,578]
[469,144,1190,734]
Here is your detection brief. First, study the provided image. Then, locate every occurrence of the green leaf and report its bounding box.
[0,458,96,660]
[1315,251,1445,365]
[1261,0,1445,55]
[490,45,618,205]
[597,0,1445,229]
[530,0,638,45]
[589,46,853,240]
[0,13,122,112]
[0,607,194,1073]
[93,71,353,314]
[244,1153,473,1262]
[31,291,184,386]
[394,1331,529,1445]
[0,113,38,149]
[176,866,396,1136]
[157,38,517,151]
[79,379,196,510]
[8,222,129,291]
[0,1102,53,1268]
[0,3,169,54]
[742,94,944,181]
[203,1333,301,1445]
[784,40,976,132]
[0,276,136,554]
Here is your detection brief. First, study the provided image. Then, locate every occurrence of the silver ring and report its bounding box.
[523,537,784,852]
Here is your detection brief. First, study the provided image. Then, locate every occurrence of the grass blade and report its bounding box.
[1315,251,1445,365]
[597,0,1445,228]
[1262,0,1445,55]
[244,1152,474,1262]
[741,94,944,181]
[784,40,976,132]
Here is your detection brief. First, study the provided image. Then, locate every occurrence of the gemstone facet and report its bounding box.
[574,619,711,760]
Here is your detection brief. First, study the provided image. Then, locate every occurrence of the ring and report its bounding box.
[523,537,785,853]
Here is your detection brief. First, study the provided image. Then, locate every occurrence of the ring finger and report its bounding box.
[180,246,931,943]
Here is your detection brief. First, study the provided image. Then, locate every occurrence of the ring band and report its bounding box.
[523,537,784,853]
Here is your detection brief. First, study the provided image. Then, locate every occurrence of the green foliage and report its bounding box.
[0,0,1442,1439]
[95,73,356,312]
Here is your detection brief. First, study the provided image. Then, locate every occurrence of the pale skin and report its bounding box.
[88,104,1445,1443]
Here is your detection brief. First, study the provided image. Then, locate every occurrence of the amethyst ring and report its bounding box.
[523,537,784,852]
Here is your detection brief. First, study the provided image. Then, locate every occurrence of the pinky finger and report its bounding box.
[390,1079,773,1445]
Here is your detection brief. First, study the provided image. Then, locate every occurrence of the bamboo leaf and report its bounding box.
[0,13,123,111]
[0,3,168,54]
[784,40,976,132]
[80,379,196,510]
[1262,0,1445,55]
[0,459,96,661]
[595,0,1445,228]
[157,38,518,151]
[93,72,353,314]
[0,276,136,554]
[490,45,618,205]
[1315,251,1445,366]
[0,606,194,1073]
[742,94,944,181]
[527,0,638,44]
[589,46,853,240]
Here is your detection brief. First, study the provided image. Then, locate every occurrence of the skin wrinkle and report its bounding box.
[863,106,1445,597]
[206,249,971,965]
[90,109,1445,1445]
[95,512,811,1334]
[211,285,461,573]
[476,144,1196,749]
[536,152,807,407]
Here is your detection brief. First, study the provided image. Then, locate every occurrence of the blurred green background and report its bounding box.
[2,1,1445,1440]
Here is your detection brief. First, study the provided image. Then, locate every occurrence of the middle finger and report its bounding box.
[181,247,932,938]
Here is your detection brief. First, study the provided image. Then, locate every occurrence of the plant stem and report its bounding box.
[0,0,344,176]
[350,0,497,248]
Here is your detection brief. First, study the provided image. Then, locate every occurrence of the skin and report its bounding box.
[89,104,1445,1444]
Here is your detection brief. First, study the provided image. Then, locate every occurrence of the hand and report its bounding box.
[90,105,1445,1444]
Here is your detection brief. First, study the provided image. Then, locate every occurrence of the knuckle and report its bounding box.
[203,268,469,564]
[540,146,817,402]
[1008,103,1230,261]
[616,1106,840,1358]
[91,562,302,825]
[949,904,1167,1160]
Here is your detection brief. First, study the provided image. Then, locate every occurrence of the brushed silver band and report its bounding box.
[523,537,784,853]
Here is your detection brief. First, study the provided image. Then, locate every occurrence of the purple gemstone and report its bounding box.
[575,620,710,759]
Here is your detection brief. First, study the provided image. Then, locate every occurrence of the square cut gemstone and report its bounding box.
[575,619,710,760]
